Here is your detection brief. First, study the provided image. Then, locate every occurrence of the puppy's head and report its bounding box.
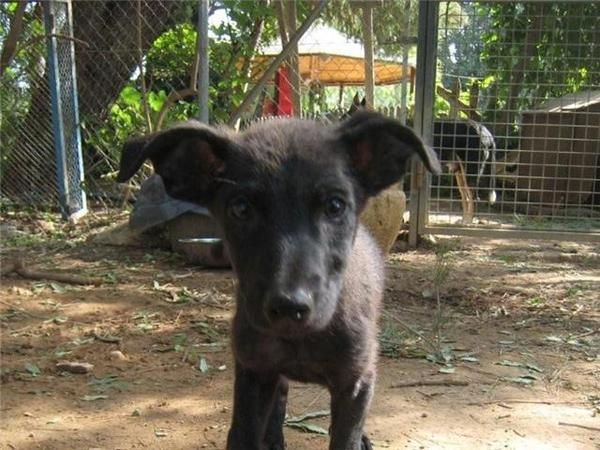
[118,112,440,337]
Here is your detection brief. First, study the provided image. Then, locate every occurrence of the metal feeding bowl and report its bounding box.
[167,213,230,268]
[129,175,230,268]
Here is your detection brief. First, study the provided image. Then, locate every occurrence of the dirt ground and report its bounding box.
[1,213,599,450]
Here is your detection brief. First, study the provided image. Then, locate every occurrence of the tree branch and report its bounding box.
[3,258,104,286]
[436,85,481,121]
[0,1,28,77]
[155,87,197,131]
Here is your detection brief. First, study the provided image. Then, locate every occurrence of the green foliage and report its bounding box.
[480,2,600,128]
[0,2,45,173]
[84,0,280,177]
[147,23,197,91]
[321,0,419,57]
[438,2,491,86]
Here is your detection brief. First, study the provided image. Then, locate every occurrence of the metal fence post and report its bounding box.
[43,0,87,220]
[409,0,439,247]
[197,0,209,123]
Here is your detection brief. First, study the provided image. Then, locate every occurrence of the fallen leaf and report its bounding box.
[198,358,209,373]
[495,360,543,373]
[460,356,479,363]
[525,363,543,373]
[44,315,67,324]
[54,348,72,358]
[285,422,328,435]
[24,362,41,377]
[49,283,66,293]
[501,375,537,385]
[286,410,330,423]
[81,395,108,401]
[496,360,523,368]
[421,289,434,299]
[56,361,94,374]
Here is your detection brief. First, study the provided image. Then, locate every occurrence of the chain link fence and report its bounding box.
[2,0,598,240]
[1,2,57,207]
[1,0,414,212]
[1,0,193,210]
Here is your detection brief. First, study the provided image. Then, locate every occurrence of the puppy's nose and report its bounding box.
[266,289,312,323]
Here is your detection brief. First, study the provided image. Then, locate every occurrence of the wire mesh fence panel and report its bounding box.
[425,1,600,238]
[5,0,596,241]
[71,0,192,207]
[2,0,418,213]
[1,2,58,208]
[243,1,419,127]
[1,1,197,211]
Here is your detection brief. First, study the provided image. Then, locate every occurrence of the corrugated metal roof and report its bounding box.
[534,90,600,112]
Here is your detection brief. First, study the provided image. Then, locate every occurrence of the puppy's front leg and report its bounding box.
[227,363,282,450]
[329,375,374,450]
[263,377,288,450]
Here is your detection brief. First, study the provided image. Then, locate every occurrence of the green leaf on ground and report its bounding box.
[286,410,330,423]
[285,422,329,435]
[24,362,41,377]
[198,357,209,373]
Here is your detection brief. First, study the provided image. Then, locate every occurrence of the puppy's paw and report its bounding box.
[361,434,373,450]
[264,435,285,450]
[266,443,285,450]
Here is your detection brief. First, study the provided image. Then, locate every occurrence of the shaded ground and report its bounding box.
[1,212,599,449]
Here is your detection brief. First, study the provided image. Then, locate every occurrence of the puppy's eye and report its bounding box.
[228,196,252,221]
[324,196,346,219]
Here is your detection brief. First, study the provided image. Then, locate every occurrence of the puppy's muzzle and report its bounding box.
[265,289,313,324]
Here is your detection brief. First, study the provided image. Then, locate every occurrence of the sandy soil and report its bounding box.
[1,215,599,450]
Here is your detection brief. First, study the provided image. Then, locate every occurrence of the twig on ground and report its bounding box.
[572,329,599,339]
[2,258,104,286]
[468,400,587,406]
[0,300,48,320]
[558,422,600,432]
[93,332,122,343]
[390,380,469,389]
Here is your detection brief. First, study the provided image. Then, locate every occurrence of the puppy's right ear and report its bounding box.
[116,123,234,204]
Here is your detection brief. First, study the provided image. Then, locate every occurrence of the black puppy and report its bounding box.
[117,111,440,450]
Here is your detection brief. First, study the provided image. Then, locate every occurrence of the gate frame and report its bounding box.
[408,0,600,245]
[43,0,87,221]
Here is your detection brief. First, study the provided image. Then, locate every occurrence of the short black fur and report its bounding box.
[117,111,439,450]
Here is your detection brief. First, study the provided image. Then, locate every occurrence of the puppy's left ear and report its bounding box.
[337,111,441,196]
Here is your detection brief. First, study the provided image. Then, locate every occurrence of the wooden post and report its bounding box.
[469,79,479,117]
[448,77,461,119]
[449,156,474,224]
[283,0,301,116]
[361,4,375,108]
[228,0,329,125]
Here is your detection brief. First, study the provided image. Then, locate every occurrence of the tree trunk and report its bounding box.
[3,0,181,203]
[497,3,544,145]
[73,0,181,118]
